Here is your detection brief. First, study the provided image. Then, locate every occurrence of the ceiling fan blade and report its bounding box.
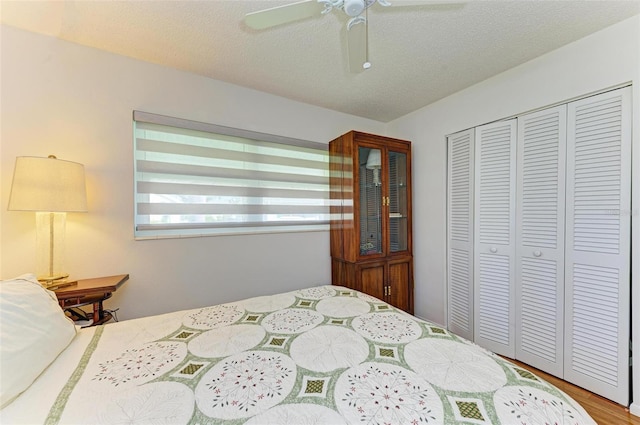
[386,0,465,5]
[245,0,325,30]
[347,21,367,73]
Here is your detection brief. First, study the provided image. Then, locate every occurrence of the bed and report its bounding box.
[1,274,596,424]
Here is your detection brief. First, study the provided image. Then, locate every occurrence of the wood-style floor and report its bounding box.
[511,359,639,425]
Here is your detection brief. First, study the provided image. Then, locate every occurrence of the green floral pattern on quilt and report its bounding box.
[46,286,595,425]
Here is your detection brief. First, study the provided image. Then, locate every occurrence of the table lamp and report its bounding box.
[8,155,87,287]
[366,148,381,186]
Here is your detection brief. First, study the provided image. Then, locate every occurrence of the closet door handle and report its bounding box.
[533,250,542,257]
[490,247,498,253]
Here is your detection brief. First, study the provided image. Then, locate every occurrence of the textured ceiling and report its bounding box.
[2,0,639,122]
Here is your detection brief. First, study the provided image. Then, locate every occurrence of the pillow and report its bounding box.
[0,274,77,408]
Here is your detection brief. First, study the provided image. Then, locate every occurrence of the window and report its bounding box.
[133,111,330,239]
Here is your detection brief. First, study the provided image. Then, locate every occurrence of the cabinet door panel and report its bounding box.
[359,262,386,301]
[388,259,411,312]
[388,149,409,253]
[359,146,384,257]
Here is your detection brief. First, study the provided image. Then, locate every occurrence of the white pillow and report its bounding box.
[0,274,77,408]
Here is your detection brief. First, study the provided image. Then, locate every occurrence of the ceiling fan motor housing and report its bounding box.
[343,0,366,17]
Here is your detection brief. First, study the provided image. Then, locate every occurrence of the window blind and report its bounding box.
[133,111,330,239]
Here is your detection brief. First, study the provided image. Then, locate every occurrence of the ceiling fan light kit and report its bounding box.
[318,0,389,25]
[322,0,388,17]
[342,0,366,17]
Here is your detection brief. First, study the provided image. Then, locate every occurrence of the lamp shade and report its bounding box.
[366,149,381,170]
[8,156,87,212]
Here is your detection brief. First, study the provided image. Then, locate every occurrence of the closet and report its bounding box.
[446,86,631,405]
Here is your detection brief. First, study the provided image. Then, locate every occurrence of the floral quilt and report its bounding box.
[40,286,595,424]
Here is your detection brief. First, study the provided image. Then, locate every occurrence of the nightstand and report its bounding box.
[54,274,129,326]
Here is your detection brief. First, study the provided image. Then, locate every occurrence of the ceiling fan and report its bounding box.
[245,0,460,73]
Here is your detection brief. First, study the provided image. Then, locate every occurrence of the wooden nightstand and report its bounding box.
[54,274,129,326]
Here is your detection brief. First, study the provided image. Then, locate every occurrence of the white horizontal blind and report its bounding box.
[134,111,330,238]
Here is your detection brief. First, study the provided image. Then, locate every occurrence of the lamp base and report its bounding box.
[47,281,78,291]
[38,274,73,290]
[36,211,69,282]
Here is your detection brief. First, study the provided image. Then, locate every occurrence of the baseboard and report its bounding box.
[413,313,445,328]
[629,401,640,417]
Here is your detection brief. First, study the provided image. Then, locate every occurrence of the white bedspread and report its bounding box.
[1,285,596,424]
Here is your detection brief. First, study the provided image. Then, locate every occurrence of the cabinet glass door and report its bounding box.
[388,150,408,252]
[359,147,383,256]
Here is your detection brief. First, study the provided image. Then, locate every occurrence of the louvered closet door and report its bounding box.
[447,129,474,340]
[474,120,516,358]
[564,87,631,405]
[515,106,566,378]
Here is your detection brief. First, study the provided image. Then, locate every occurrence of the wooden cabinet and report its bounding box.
[329,131,413,313]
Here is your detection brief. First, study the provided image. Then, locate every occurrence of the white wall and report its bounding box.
[386,15,640,410]
[0,25,385,319]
